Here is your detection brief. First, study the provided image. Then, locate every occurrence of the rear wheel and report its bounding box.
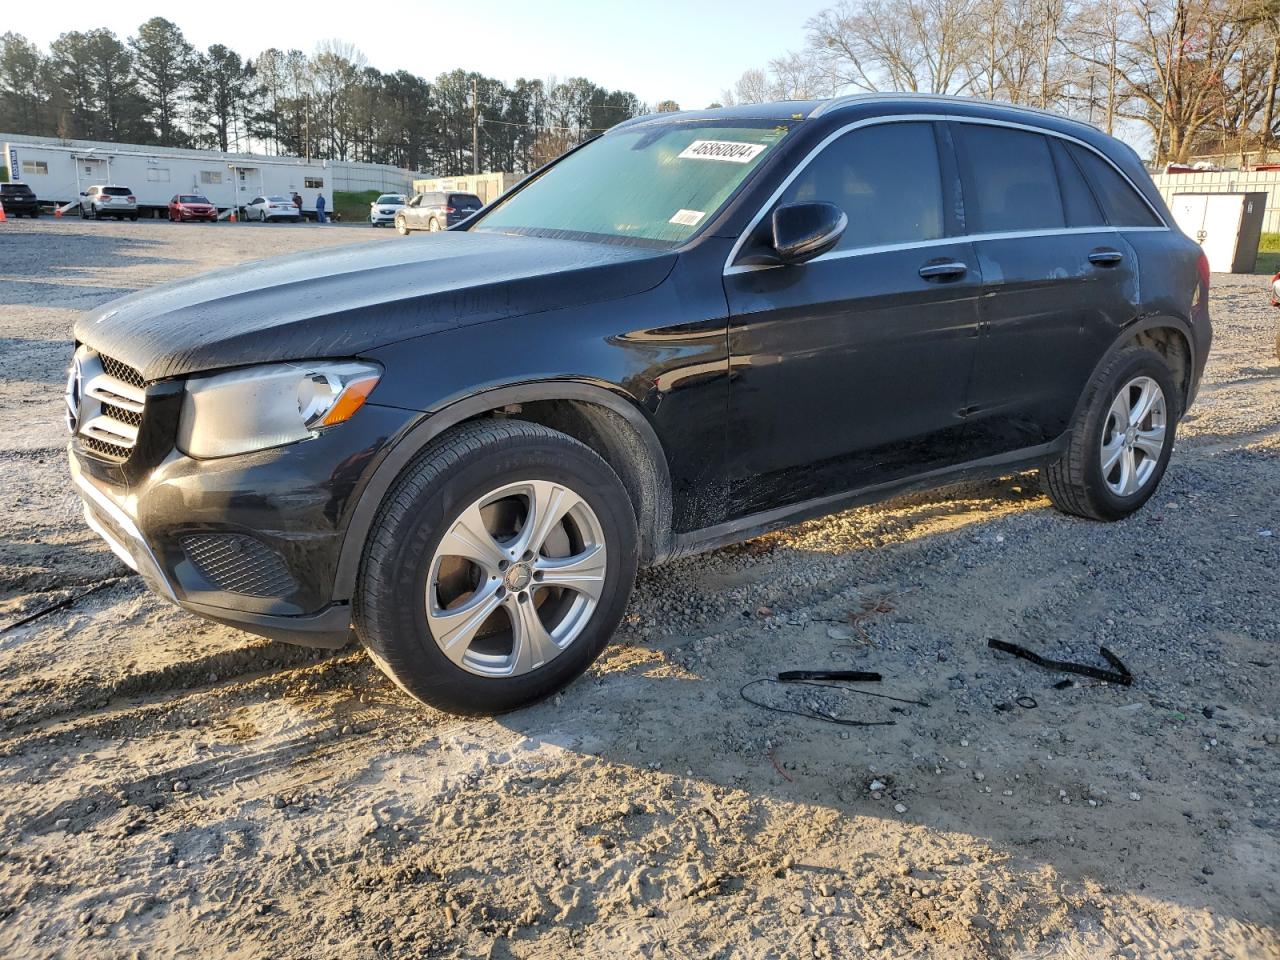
[428,217,441,232]
[1043,345,1179,521]
[356,420,638,714]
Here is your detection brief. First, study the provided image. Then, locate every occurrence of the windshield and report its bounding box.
[450,194,482,210]
[180,195,209,203]
[472,120,792,247]
[376,194,404,204]
[268,196,291,203]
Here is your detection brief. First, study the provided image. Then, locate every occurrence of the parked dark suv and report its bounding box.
[1,181,40,217]
[67,95,1210,714]
[394,189,483,234]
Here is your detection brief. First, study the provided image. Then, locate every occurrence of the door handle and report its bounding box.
[1088,249,1124,266]
[918,260,968,281]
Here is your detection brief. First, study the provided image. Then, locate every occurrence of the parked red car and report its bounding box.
[168,194,218,222]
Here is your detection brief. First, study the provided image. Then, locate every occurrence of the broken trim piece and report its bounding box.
[987,639,1133,686]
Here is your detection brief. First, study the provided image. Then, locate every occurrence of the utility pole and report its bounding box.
[472,76,479,175]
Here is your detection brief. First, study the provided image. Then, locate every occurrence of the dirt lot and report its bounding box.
[0,218,1277,960]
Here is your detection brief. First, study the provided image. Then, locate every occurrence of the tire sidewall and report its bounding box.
[362,433,637,713]
[1081,348,1180,519]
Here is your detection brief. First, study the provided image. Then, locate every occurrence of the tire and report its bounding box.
[1042,345,1180,521]
[355,419,639,714]
[129,214,137,221]
[395,217,409,236]
[428,218,441,232]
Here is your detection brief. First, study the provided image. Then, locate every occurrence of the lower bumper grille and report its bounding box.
[182,534,298,599]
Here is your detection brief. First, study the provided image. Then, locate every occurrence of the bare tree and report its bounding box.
[806,0,985,94]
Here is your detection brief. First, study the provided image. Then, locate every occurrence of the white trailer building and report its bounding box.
[4,140,333,218]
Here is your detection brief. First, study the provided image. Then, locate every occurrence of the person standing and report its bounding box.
[292,192,302,217]
[315,192,326,224]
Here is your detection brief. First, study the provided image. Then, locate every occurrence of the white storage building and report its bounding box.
[4,138,333,218]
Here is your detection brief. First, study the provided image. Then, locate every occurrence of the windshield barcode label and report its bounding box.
[678,140,767,163]
[669,209,705,226]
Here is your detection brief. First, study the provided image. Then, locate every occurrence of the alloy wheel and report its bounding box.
[1099,375,1167,497]
[425,479,607,678]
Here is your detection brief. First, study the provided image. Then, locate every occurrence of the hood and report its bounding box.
[76,231,675,381]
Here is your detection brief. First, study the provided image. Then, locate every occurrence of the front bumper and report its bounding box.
[370,212,399,223]
[67,401,417,647]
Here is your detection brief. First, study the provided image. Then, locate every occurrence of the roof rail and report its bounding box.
[809,91,1101,132]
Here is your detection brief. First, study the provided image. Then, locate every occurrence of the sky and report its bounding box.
[12,0,831,110]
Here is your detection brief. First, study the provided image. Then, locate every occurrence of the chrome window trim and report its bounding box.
[723,113,1168,276]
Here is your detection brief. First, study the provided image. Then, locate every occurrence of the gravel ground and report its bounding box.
[0,218,1277,960]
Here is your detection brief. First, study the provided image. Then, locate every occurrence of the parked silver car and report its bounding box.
[369,194,406,226]
[244,195,302,223]
[79,185,138,221]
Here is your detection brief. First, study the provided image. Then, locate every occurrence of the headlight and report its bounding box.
[177,360,381,459]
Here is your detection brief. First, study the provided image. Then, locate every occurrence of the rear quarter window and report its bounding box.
[954,123,1064,233]
[1049,139,1105,228]
[1067,144,1161,227]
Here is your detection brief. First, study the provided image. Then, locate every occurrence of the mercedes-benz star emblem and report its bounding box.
[65,356,83,433]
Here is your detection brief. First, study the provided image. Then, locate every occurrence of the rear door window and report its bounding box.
[450,193,482,211]
[953,124,1064,233]
[777,121,945,251]
[1067,144,1161,227]
[1049,139,1105,228]
[103,186,132,196]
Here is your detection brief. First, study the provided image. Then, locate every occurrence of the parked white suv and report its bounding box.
[79,185,138,221]
[369,194,406,226]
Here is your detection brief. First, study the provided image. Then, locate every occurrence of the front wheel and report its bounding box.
[1043,345,1179,521]
[395,217,409,236]
[355,420,638,714]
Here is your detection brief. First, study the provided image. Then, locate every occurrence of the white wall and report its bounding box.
[1153,170,1280,234]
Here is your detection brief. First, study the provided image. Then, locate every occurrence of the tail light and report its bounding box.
[1271,271,1280,308]
[127,195,136,203]
[443,206,455,214]
[1197,251,1210,290]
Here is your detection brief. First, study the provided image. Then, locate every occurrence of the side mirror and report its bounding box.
[80,191,87,197]
[771,202,847,264]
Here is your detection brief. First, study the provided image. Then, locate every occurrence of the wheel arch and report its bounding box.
[1070,315,1196,429]
[331,380,674,604]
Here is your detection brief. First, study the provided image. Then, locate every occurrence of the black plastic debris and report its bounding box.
[987,638,1133,686]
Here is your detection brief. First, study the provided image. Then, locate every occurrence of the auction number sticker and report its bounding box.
[669,209,705,226]
[677,140,767,163]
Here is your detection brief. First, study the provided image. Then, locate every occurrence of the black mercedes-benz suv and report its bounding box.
[67,95,1211,714]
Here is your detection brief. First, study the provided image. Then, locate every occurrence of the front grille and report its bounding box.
[72,350,147,462]
[101,354,145,389]
[101,401,142,428]
[83,435,133,460]
[181,534,298,599]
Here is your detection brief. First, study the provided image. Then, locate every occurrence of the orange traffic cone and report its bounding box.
[0,200,7,223]
[229,209,237,222]
[54,204,62,218]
